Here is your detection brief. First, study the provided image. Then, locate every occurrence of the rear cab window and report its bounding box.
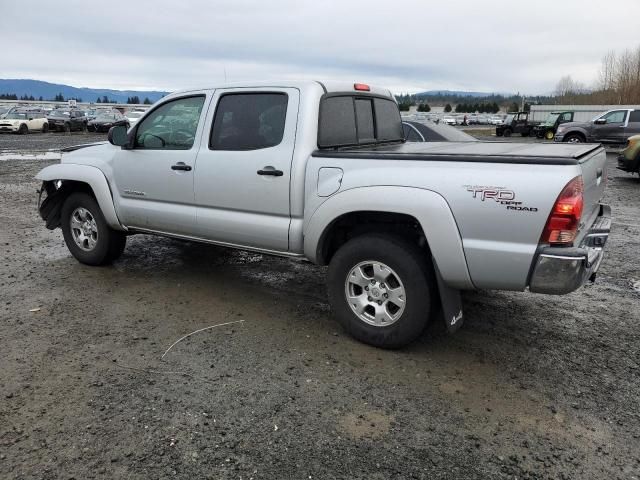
[318,93,404,148]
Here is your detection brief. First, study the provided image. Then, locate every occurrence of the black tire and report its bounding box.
[564,133,584,143]
[61,192,126,266]
[496,130,503,137]
[64,123,71,133]
[18,124,28,135]
[327,234,435,349]
[503,128,512,137]
[82,122,88,133]
[42,123,49,133]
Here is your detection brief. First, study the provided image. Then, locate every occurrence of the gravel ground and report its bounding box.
[1,132,639,479]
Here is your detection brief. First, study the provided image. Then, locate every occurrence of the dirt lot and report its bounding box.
[1,132,639,479]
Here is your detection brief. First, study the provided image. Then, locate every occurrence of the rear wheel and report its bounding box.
[42,123,49,133]
[503,128,512,137]
[61,192,126,265]
[564,133,584,143]
[327,234,435,348]
[496,130,503,137]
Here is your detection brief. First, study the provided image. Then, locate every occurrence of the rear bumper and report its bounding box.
[529,204,611,295]
[617,153,639,172]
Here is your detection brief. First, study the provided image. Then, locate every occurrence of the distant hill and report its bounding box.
[0,79,168,104]
[416,90,504,98]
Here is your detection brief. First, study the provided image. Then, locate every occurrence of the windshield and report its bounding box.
[127,112,142,118]
[95,114,116,121]
[50,110,70,116]
[544,113,560,125]
[504,114,515,123]
[4,113,28,120]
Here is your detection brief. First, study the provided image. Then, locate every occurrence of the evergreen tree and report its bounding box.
[444,103,452,113]
[143,97,152,105]
[102,96,109,104]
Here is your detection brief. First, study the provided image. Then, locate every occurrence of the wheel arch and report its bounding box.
[36,164,125,231]
[304,186,473,290]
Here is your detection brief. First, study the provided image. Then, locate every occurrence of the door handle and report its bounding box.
[257,168,283,177]
[171,163,192,171]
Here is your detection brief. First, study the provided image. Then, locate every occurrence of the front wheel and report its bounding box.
[42,123,49,133]
[61,192,126,265]
[327,234,435,348]
[503,128,512,137]
[18,124,28,135]
[564,133,584,143]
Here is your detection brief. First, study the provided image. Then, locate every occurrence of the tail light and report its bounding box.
[354,83,370,91]
[540,176,583,246]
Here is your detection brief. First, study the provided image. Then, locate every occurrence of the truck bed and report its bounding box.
[312,141,603,165]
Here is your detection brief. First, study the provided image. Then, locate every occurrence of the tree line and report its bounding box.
[1,92,152,104]
[553,43,640,105]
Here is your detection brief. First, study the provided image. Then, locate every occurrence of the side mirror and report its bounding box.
[108,125,129,147]
[594,118,607,125]
[28,117,33,121]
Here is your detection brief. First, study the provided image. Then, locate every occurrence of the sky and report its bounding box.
[1,0,639,96]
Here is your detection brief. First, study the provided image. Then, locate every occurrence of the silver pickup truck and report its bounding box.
[36,81,611,348]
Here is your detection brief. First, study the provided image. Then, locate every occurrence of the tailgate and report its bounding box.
[578,146,607,240]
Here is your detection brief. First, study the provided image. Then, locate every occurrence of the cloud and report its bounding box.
[1,0,639,94]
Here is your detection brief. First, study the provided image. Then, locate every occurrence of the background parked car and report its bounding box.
[442,116,457,126]
[125,110,144,126]
[47,109,87,132]
[0,111,49,134]
[88,112,129,132]
[617,134,640,176]
[402,121,478,142]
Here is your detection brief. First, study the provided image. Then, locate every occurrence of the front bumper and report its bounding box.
[553,133,565,142]
[529,204,611,295]
[0,124,19,132]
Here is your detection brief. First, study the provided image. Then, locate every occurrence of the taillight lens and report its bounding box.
[540,176,584,246]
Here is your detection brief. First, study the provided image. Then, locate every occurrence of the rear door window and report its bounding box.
[210,93,288,150]
[629,110,640,122]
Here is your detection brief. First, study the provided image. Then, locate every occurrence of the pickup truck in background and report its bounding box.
[555,108,640,144]
[35,81,611,348]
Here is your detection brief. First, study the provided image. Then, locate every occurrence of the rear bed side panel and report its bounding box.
[303,185,474,289]
[305,156,582,291]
